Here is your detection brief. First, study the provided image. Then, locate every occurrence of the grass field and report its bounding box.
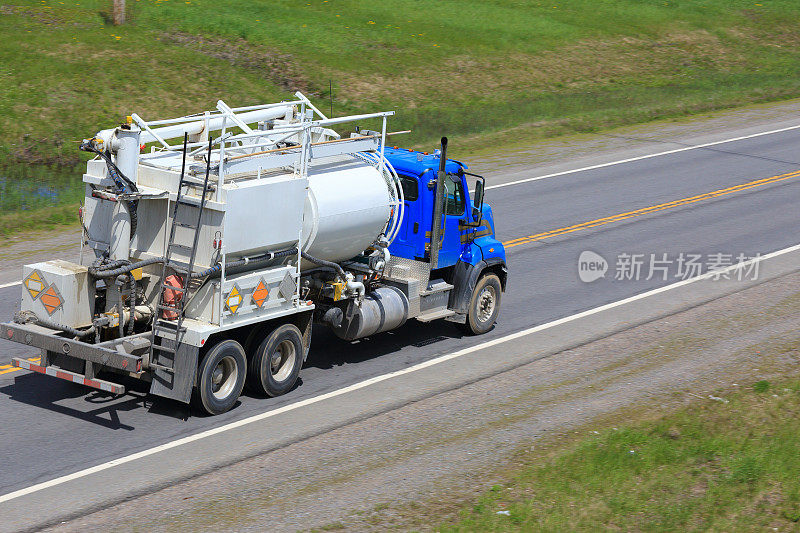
[2,0,800,232]
[441,376,800,531]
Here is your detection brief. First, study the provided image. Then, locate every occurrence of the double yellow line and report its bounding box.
[0,169,797,378]
[503,168,800,248]
[0,356,41,376]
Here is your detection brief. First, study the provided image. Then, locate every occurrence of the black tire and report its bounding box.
[459,273,502,335]
[194,339,247,415]
[247,323,303,397]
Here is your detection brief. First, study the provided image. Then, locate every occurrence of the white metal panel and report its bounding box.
[224,175,307,257]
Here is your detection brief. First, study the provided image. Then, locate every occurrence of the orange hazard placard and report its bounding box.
[251,279,269,308]
[39,285,63,315]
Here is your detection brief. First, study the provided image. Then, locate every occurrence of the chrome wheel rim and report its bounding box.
[270,340,296,383]
[211,355,238,400]
[477,285,496,323]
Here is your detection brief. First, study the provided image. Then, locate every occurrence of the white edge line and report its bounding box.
[485,123,800,190]
[2,241,799,505]
[0,281,20,290]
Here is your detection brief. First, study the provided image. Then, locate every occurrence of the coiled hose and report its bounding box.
[88,257,165,278]
[300,251,345,278]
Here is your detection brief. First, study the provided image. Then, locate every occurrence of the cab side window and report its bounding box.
[399,175,418,201]
[444,173,465,215]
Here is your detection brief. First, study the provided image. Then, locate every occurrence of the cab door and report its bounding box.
[434,172,468,268]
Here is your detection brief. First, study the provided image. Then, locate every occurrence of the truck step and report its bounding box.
[160,283,187,292]
[420,281,454,297]
[168,242,194,252]
[415,308,456,323]
[149,362,175,373]
[151,344,175,354]
[154,320,185,331]
[174,222,197,229]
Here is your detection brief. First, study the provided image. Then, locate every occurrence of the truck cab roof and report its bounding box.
[383,146,466,177]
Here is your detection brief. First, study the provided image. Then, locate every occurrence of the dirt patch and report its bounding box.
[7,135,79,167]
[0,5,65,26]
[159,31,320,96]
[342,29,751,106]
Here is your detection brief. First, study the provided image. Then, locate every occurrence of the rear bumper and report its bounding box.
[12,358,125,394]
[1,322,143,373]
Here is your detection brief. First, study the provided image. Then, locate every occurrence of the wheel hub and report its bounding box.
[477,286,496,323]
[211,355,238,399]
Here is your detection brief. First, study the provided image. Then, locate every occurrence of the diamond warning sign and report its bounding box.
[39,284,64,316]
[251,279,269,308]
[225,284,243,314]
[23,270,46,301]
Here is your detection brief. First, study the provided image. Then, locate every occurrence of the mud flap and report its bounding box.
[149,341,199,404]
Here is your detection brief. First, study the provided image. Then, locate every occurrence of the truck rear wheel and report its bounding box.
[195,339,247,415]
[248,324,303,397]
[460,273,502,335]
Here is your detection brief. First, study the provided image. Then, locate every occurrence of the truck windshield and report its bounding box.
[444,173,465,215]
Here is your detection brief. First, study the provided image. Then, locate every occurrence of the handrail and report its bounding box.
[224,130,410,162]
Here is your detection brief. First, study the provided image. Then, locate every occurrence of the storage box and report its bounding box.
[21,260,95,328]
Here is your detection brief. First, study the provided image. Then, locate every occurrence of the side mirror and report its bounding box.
[462,171,485,228]
[473,179,485,212]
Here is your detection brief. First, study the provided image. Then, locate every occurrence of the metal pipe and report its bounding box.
[97,106,294,147]
[429,137,448,269]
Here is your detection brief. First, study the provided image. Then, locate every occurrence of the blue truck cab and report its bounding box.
[382,140,507,334]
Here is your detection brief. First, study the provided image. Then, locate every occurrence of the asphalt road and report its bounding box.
[0,123,798,509]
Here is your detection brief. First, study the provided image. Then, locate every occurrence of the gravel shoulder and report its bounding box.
[45,268,800,532]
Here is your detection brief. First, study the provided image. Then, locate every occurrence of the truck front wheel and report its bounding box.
[248,324,303,397]
[460,273,502,335]
[195,339,247,415]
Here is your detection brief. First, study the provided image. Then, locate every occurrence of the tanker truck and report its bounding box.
[1,92,507,415]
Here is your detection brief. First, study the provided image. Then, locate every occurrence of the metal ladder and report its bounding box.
[149,135,212,372]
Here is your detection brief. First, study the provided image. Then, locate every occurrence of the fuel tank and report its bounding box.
[327,286,410,340]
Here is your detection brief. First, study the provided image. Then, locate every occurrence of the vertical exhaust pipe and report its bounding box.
[429,137,448,269]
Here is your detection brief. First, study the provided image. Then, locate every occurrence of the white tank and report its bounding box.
[302,156,393,264]
[125,154,397,271]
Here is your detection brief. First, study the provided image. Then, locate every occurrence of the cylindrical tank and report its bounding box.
[327,286,409,340]
[301,157,394,265]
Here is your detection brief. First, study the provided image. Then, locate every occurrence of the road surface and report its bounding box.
[0,111,798,531]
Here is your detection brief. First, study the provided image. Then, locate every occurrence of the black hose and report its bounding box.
[80,141,139,236]
[301,251,345,278]
[185,247,298,279]
[14,311,96,339]
[89,257,165,278]
[127,275,137,337]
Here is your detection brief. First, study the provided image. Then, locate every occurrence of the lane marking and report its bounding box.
[2,242,799,505]
[485,123,800,191]
[1,124,798,286]
[0,357,41,375]
[503,169,800,248]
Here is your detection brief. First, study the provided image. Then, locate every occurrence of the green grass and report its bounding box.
[2,0,800,231]
[441,379,800,531]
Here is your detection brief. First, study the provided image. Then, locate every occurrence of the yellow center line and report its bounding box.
[0,356,41,375]
[503,168,800,248]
